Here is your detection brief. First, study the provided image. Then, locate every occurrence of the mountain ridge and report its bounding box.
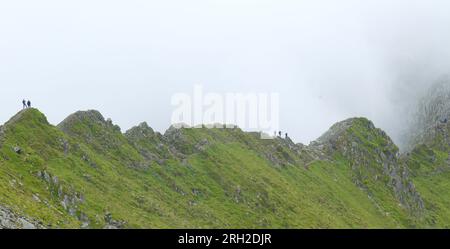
[0,103,449,228]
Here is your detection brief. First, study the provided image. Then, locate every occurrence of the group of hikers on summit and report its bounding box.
[22,99,31,109]
[274,131,289,139]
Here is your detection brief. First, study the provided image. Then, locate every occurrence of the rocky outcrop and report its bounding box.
[0,205,44,229]
[58,110,118,134]
[164,126,195,156]
[58,110,147,169]
[125,122,172,164]
[405,77,450,150]
[312,118,424,215]
[37,170,88,227]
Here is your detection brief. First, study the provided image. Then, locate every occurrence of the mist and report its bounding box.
[1,0,450,146]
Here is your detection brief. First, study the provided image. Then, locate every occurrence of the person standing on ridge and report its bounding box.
[22,99,27,109]
[27,100,31,108]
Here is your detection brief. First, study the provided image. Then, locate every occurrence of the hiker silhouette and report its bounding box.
[27,100,31,108]
[22,99,27,109]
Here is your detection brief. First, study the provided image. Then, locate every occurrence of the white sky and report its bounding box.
[1,0,450,144]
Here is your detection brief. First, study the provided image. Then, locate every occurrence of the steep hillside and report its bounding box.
[402,79,450,227]
[0,106,448,228]
[405,76,450,150]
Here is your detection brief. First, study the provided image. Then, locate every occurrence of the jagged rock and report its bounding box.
[104,212,113,223]
[405,77,450,150]
[59,138,70,156]
[52,176,59,185]
[103,212,125,229]
[194,138,209,152]
[0,205,44,229]
[18,218,36,229]
[81,154,97,168]
[43,171,51,183]
[32,194,41,203]
[13,146,22,154]
[192,188,202,196]
[313,117,425,214]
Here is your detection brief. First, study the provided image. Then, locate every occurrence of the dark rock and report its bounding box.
[13,146,22,154]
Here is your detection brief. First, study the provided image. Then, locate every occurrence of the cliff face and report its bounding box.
[401,78,450,226]
[2,86,450,229]
[404,77,450,150]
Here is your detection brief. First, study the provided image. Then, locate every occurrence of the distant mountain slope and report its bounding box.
[403,78,450,227]
[1,88,450,228]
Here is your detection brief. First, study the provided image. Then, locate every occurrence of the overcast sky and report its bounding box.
[1,0,450,144]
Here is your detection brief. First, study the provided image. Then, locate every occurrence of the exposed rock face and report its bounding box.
[58,110,147,169]
[36,170,88,227]
[406,77,450,151]
[58,110,110,134]
[57,110,123,147]
[13,146,22,154]
[0,205,44,229]
[415,78,450,129]
[164,126,195,156]
[313,118,424,215]
[261,138,298,167]
[126,122,156,138]
[103,212,125,229]
[125,122,172,164]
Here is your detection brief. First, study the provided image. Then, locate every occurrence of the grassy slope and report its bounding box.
[406,123,450,228]
[0,109,438,228]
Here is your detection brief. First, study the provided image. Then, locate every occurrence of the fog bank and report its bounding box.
[1,0,450,145]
